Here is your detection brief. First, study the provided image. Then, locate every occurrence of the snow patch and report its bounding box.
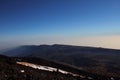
[21,70,25,73]
[16,61,89,78]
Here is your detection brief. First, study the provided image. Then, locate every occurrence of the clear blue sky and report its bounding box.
[0,0,120,49]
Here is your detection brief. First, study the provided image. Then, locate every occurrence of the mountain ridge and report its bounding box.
[3,44,120,57]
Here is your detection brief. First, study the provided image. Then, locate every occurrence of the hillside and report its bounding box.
[0,54,90,80]
[1,54,120,80]
[1,54,118,80]
[2,44,120,77]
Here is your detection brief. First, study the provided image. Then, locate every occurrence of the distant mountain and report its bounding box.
[3,44,120,57]
[3,44,120,77]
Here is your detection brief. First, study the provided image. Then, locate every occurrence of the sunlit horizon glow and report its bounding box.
[0,0,120,50]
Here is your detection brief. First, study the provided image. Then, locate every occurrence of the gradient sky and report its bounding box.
[0,0,120,50]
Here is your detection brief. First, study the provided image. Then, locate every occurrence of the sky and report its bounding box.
[0,0,120,50]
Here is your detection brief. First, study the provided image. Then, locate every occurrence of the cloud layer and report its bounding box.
[0,35,120,50]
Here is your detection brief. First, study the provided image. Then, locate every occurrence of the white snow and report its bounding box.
[88,76,93,80]
[80,75,86,78]
[111,77,114,80]
[16,61,88,78]
[21,70,25,73]
[17,62,57,72]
